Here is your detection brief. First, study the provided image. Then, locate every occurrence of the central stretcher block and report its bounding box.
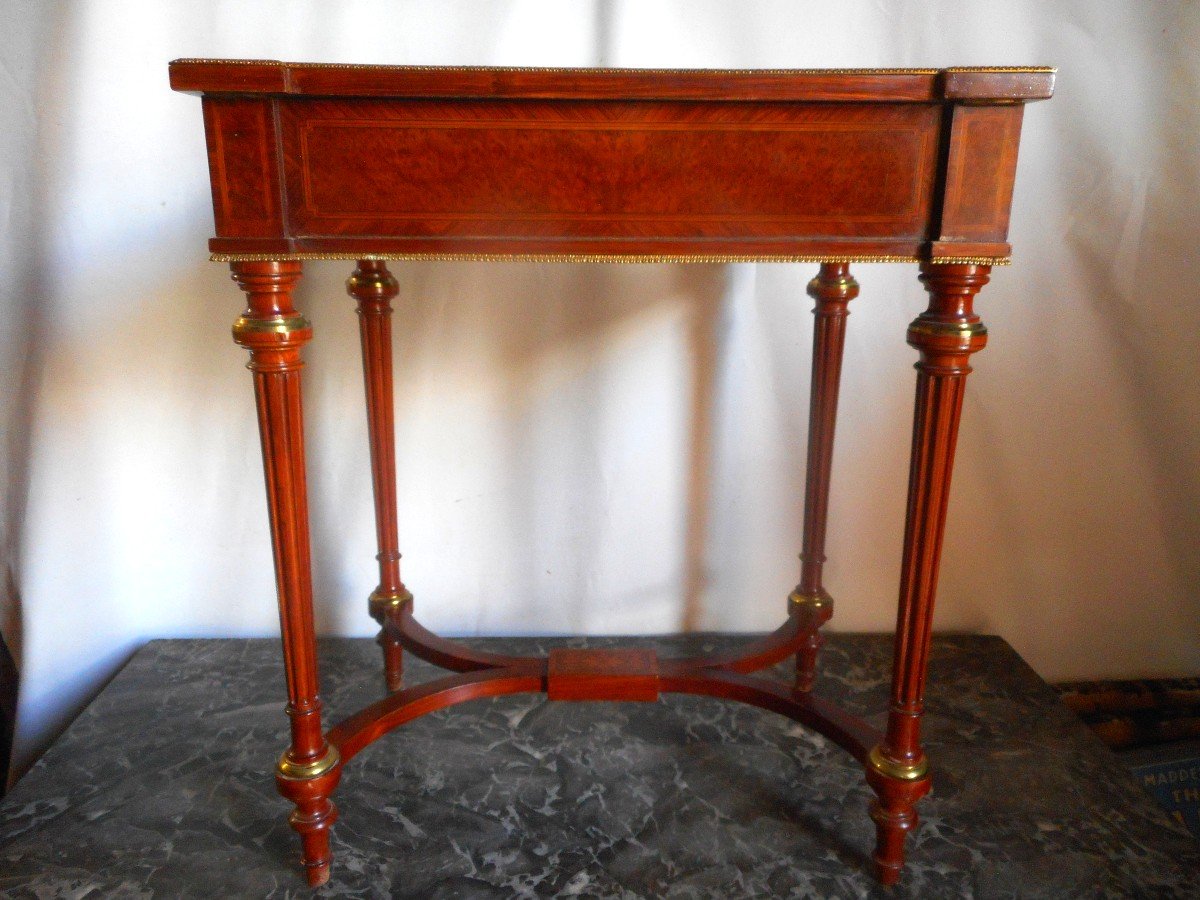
[546,648,660,701]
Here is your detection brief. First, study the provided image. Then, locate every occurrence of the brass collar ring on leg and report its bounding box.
[369,588,414,621]
[868,745,929,781]
[277,745,341,781]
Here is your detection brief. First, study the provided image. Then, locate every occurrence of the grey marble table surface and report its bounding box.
[1,634,1197,899]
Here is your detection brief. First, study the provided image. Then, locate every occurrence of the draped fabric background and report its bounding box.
[1,0,1197,778]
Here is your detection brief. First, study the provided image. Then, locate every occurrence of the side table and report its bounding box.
[169,60,1054,886]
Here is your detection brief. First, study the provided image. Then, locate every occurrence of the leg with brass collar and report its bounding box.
[868,262,990,884]
[791,262,857,692]
[231,260,342,887]
[348,260,413,693]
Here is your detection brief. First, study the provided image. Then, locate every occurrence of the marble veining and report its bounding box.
[1,634,1197,898]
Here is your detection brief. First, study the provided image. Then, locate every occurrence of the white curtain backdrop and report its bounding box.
[1,0,1197,777]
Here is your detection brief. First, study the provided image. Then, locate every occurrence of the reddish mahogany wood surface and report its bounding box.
[171,61,1052,262]
[328,668,545,762]
[179,61,1054,889]
[169,61,1054,103]
[657,669,881,762]
[386,600,544,673]
[868,262,991,884]
[283,100,937,243]
[666,613,806,675]
[324,660,888,770]
[347,260,410,692]
[797,263,858,603]
[792,262,859,692]
[387,597,815,679]
[547,648,660,701]
[229,261,339,886]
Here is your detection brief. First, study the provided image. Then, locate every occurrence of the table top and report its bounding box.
[2,634,1195,898]
[169,60,1056,103]
[170,60,1054,265]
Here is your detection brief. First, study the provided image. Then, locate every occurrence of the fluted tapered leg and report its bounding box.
[790,262,857,692]
[348,260,412,693]
[866,262,990,885]
[231,260,341,887]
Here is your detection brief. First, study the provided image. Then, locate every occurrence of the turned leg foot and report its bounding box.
[866,755,931,885]
[277,758,341,887]
[792,626,824,694]
[789,588,832,693]
[294,798,337,886]
[370,588,411,693]
[377,629,404,693]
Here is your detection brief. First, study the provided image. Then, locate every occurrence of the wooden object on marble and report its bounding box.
[867,261,990,883]
[172,60,1053,887]
[547,648,660,702]
[229,260,339,886]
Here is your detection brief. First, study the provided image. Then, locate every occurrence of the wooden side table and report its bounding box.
[169,60,1053,887]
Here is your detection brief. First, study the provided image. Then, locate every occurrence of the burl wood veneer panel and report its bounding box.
[202,98,284,238]
[277,99,941,243]
[937,104,1025,242]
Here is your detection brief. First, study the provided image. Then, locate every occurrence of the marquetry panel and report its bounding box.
[937,104,1025,242]
[279,99,940,243]
[202,98,284,238]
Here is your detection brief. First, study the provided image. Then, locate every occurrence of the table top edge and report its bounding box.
[207,251,1013,266]
[168,59,1056,102]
